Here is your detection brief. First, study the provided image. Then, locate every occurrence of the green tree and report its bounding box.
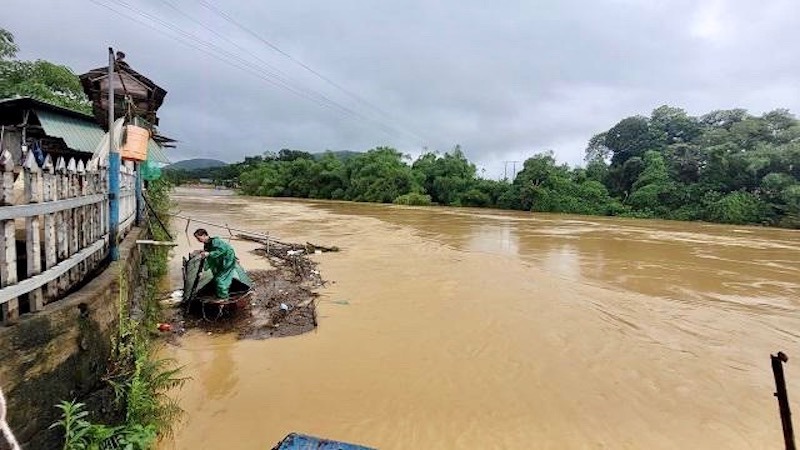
[700,109,748,129]
[411,145,477,205]
[346,147,417,203]
[461,179,508,207]
[232,103,800,228]
[0,28,90,113]
[664,143,702,183]
[277,149,314,161]
[762,109,798,143]
[511,152,618,215]
[0,28,18,59]
[239,163,285,196]
[585,132,610,163]
[605,116,660,165]
[778,185,800,228]
[650,105,702,144]
[706,191,769,224]
[627,151,677,215]
[315,152,349,199]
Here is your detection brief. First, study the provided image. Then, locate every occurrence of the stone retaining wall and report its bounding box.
[0,228,143,448]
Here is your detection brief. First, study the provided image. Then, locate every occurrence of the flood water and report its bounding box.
[159,187,800,449]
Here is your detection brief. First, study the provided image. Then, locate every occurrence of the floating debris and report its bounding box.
[164,234,339,340]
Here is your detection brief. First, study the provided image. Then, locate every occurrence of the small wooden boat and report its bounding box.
[181,253,254,313]
[271,433,375,450]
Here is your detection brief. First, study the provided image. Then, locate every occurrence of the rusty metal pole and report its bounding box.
[772,351,796,450]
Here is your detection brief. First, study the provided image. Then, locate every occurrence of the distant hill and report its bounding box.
[165,158,227,171]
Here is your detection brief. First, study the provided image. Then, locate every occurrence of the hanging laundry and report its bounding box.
[31,141,45,167]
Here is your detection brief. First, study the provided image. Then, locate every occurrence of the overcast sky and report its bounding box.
[4,0,799,178]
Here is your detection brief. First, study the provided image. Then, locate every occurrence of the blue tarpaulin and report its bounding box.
[272,433,375,450]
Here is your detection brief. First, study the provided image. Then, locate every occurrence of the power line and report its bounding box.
[105,0,373,121]
[91,0,347,115]
[89,0,424,143]
[195,0,434,145]
[157,0,377,125]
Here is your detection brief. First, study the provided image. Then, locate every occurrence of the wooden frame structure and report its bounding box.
[0,150,136,325]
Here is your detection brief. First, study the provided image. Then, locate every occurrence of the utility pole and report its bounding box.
[772,352,796,450]
[108,47,120,261]
[503,160,520,181]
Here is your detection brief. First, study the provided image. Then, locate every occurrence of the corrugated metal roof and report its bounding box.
[36,107,173,163]
[35,108,105,154]
[147,139,171,165]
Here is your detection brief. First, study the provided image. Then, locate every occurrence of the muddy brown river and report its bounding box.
[158,187,800,449]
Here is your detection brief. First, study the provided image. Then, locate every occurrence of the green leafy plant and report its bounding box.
[50,400,93,450]
[110,353,186,439]
[50,401,117,450]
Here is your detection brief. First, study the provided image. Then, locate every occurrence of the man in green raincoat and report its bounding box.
[193,228,238,299]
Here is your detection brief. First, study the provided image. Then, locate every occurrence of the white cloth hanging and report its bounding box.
[87,117,126,171]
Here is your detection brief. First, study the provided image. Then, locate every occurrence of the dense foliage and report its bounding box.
[179,106,800,228]
[0,28,90,113]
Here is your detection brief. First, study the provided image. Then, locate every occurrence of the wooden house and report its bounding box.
[0,97,170,170]
[79,52,167,131]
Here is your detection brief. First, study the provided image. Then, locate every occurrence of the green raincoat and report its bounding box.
[203,236,237,299]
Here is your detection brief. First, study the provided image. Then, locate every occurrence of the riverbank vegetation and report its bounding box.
[51,178,185,450]
[170,106,800,228]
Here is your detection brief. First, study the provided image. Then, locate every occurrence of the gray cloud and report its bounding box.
[4,0,799,178]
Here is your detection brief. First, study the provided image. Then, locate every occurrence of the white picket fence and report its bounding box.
[0,150,137,325]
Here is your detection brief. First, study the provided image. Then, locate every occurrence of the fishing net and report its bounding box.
[141,156,162,181]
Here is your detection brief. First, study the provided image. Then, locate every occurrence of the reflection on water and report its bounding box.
[465,224,519,255]
[201,339,237,401]
[160,189,800,450]
[319,203,800,309]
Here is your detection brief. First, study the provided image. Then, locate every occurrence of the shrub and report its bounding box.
[705,191,769,224]
[393,193,432,206]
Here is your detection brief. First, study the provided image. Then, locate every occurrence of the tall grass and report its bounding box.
[53,178,186,449]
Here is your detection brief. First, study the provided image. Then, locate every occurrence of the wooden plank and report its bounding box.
[0,194,105,220]
[87,166,98,271]
[95,166,104,263]
[98,164,107,256]
[135,240,177,246]
[119,214,135,234]
[122,167,133,234]
[0,151,13,206]
[77,160,87,279]
[55,157,69,294]
[67,158,79,286]
[0,238,106,305]
[0,151,17,325]
[120,165,130,235]
[42,156,57,301]
[126,164,134,232]
[23,151,43,312]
